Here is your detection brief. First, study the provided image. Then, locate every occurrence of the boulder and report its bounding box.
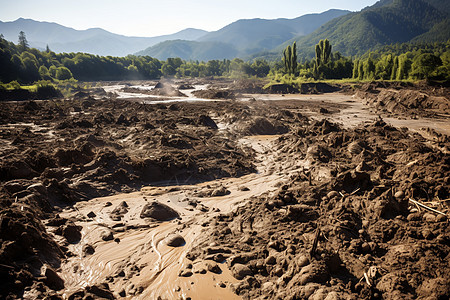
[232,263,252,280]
[140,202,179,221]
[165,234,185,247]
[43,265,64,291]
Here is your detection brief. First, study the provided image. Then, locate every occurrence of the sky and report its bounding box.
[0,0,379,37]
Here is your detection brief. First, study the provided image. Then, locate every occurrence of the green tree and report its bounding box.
[315,39,332,67]
[282,42,297,75]
[55,66,73,80]
[18,31,29,50]
[410,53,442,79]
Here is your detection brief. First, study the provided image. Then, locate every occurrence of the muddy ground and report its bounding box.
[0,79,449,299]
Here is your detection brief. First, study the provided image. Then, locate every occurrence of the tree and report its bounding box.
[46,45,51,53]
[410,53,442,79]
[18,31,29,50]
[55,66,73,80]
[315,39,332,67]
[283,42,297,75]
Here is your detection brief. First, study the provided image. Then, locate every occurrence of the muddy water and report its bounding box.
[247,93,450,136]
[56,135,292,299]
[104,83,450,136]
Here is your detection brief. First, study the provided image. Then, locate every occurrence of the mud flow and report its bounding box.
[0,79,449,299]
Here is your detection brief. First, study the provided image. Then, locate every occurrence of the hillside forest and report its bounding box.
[1,32,449,90]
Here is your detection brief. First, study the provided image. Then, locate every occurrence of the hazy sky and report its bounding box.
[0,0,379,37]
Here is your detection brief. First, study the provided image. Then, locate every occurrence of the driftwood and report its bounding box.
[409,198,447,216]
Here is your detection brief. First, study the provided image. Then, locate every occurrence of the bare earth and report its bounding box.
[0,79,449,300]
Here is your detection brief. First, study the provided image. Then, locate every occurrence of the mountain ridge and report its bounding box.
[0,18,208,56]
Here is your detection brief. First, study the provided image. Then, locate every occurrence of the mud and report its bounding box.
[0,80,449,299]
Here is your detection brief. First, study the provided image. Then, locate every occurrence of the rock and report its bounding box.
[86,285,114,299]
[273,267,284,277]
[232,264,252,280]
[262,281,274,291]
[407,212,421,221]
[87,211,96,218]
[165,234,185,247]
[62,223,82,243]
[297,256,310,268]
[327,191,339,199]
[27,183,47,195]
[82,244,95,256]
[207,262,222,274]
[43,265,64,291]
[101,231,114,241]
[211,186,230,197]
[265,255,276,265]
[394,190,405,200]
[423,213,436,223]
[297,261,329,285]
[179,269,193,277]
[140,201,179,221]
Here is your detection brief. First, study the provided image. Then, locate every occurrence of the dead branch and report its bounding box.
[409,198,447,216]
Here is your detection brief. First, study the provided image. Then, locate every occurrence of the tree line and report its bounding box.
[0,32,449,86]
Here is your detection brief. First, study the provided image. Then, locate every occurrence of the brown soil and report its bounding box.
[0,80,449,300]
[353,81,450,118]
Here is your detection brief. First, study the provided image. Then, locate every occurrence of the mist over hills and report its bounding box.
[137,9,350,60]
[0,18,208,56]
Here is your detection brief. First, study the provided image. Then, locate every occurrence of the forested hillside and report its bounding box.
[1,32,448,86]
[276,0,450,59]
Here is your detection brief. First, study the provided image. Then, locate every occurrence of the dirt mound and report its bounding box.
[192,89,235,99]
[188,117,450,300]
[228,79,267,94]
[300,82,341,94]
[355,81,450,117]
[265,84,299,94]
[140,201,179,221]
[244,117,289,135]
[122,82,187,97]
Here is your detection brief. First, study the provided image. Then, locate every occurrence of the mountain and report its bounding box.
[135,40,239,61]
[276,0,450,58]
[0,18,208,56]
[198,9,350,55]
[137,9,350,61]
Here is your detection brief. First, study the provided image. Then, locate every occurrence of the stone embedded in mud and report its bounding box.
[140,201,179,221]
[206,261,222,274]
[327,191,339,199]
[43,265,64,291]
[82,244,95,256]
[101,230,114,241]
[210,186,231,197]
[179,269,193,277]
[62,223,82,243]
[394,191,405,200]
[198,115,218,129]
[265,255,276,265]
[286,204,319,222]
[86,285,115,300]
[232,263,253,280]
[165,234,185,247]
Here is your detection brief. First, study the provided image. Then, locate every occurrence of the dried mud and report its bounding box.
[0,80,449,300]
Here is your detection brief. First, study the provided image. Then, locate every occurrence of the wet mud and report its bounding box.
[0,79,449,299]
